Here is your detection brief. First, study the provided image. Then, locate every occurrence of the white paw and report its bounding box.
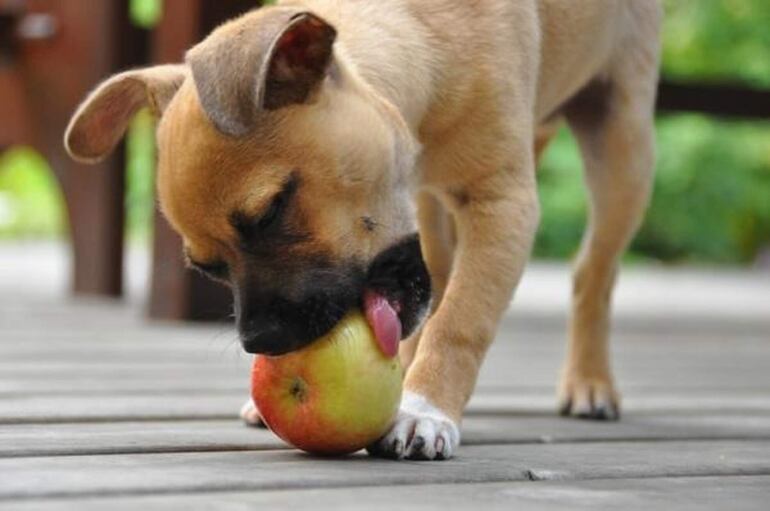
[239,399,267,428]
[368,391,460,460]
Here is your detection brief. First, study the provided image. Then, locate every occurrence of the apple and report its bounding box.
[251,311,403,455]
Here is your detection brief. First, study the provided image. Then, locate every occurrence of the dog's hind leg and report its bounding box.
[399,192,456,370]
[559,29,659,420]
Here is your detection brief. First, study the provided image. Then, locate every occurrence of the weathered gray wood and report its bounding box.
[3,248,770,507]
[0,420,283,457]
[5,247,770,334]
[5,388,770,425]
[468,391,770,415]
[2,414,770,458]
[1,441,769,500]
[4,476,770,511]
[4,374,770,397]
[4,325,768,352]
[0,378,246,395]
[3,327,769,400]
[0,394,245,424]
[3,328,769,394]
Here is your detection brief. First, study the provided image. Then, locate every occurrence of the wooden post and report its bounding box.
[0,0,33,148]
[13,0,146,296]
[146,0,258,321]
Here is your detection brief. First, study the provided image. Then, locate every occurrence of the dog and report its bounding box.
[64,0,661,460]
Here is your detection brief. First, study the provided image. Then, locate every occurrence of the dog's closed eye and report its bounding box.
[256,193,286,231]
[231,174,301,247]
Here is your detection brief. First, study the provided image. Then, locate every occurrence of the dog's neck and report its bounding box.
[288,0,439,133]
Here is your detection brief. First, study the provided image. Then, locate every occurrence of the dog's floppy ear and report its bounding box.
[186,9,336,137]
[64,65,187,164]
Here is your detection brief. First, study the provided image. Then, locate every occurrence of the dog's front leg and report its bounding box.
[370,146,540,460]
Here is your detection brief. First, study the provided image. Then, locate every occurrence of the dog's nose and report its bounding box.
[233,274,358,356]
[240,322,282,354]
[239,317,314,355]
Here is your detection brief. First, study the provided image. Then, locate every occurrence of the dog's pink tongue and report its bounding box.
[364,292,401,358]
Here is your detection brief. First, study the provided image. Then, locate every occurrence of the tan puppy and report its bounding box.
[65,0,661,460]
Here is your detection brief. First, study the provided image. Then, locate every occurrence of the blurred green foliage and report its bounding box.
[535,117,770,264]
[125,110,157,239]
[130,0,162,29]
[534,0,770,264]
[1,0,769,264]
[662,0,770,88]
[637,116,770,263]
[0,149,64,237]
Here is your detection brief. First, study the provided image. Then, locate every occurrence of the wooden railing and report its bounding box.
[657,81,770,119]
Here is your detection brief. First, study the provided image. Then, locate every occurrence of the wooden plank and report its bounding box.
[2,367,769,397]
[0,375,247,394]
[0,393,245,424]
[0,326,234,345]
[6,364,768,401]
[468,391,770,415]
[3,342,770,395]
[16,0,148,297]
[147,0,219,322]
[4,377,770,398]
[3,366,769,396]
[0,347,250,363]
[0,362,249,377]
[6,327,770,353]
[0,67,33,148]
[2,413,770,458]
[146,0,241,321]
[3,328,770,393]
[0,420,282,458]
[1,441,769,500]
[4,388,770,425]
[4,476,770,511]
[5,300,770,336]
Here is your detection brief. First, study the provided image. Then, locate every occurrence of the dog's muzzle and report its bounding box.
[235,234,431,356]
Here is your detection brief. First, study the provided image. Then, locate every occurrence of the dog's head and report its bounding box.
[64,7,430,355]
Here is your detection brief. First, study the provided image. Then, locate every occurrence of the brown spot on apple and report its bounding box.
[290,377,309,402]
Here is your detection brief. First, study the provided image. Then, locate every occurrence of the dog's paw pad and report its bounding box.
[239,399,267,428]
[559,376,620,421]
[368,391,459,461]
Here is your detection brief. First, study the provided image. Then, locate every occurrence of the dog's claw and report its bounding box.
[408,436,429,460]
[368,391,460,461]
[558,374,620,421]
[393,439,404,458]
[435,436,446,459]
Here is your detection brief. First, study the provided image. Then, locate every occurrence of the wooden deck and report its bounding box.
[1,243,770,509]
